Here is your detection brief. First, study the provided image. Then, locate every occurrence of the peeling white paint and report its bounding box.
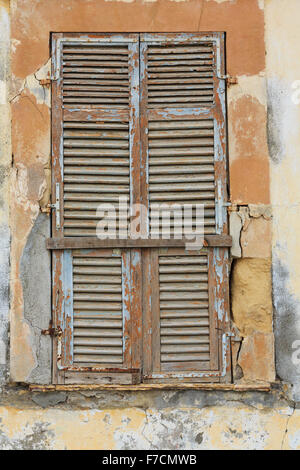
[11,38,20,54]
[228,74,267,108]
[205,0,232,4]
[258,0,264,10]
[12,165,40,223]
[0,81,6,105]
[0,4,9,42]
[25,59,51,108]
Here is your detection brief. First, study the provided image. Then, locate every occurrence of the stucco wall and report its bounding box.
[8,0,273,386]
[265,0,300,402]
[0,0,299,450]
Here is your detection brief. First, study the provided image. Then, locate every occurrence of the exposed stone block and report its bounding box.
[238,332,275,383]
[231,258,273,336]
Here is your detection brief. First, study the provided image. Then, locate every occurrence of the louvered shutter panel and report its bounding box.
[140,34,230,382]
[51,34,142,384]
[159,252,211,368]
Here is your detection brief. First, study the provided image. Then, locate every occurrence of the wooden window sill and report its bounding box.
[29,383,271,393]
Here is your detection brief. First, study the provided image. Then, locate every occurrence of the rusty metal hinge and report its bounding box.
[226,76,238,87]
[48,182,60,229]
[38,78,51,87]
[42,326,62,337]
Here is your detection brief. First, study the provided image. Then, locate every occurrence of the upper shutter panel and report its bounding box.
[52,35,140,239]
[63,117,130,237]
[140,35,228,237]
[147,43,214,108]
[148,117,216,235]
[62,43,130,107]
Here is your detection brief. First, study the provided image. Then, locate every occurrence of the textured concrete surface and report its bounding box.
[0,400,299,450]
[0,386,297,450]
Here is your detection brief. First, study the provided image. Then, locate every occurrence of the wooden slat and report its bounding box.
[46,235,232,249]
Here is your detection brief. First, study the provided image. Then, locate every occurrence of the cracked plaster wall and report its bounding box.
[8,0,274,388]
[0,387,299,450]
[0,388,299,449]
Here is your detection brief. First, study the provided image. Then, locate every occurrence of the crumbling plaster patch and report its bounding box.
[19,213,51,384]
[228,93,269,204]
[10,59,52,384]
[230,257,274,384]
[231,258,273,337]
[229,204,272,259]
[226,74,269,204]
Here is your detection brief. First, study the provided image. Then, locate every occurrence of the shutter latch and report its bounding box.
[42,325,62,337]
[47,183,60,229]
[216,182,232,231]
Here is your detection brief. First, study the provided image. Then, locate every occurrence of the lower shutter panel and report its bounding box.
[57,249,140,384]
[159,252,211,371]
[73,253,123,365]
[142,247,226,382]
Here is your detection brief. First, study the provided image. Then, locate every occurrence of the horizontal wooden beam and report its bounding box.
[46,235,232,250]
[29,383,271,393]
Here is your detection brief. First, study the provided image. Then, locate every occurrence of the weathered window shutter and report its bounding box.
[140,34,231,383]
[51,34,142,384]
[50,32,231,385]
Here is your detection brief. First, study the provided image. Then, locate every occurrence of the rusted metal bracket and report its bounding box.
[48,182,60,229]
[38,78,51,87]
[226,76,238,87]
[42,326,62,337]
[41,205,51,214]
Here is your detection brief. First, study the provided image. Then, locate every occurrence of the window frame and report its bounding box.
[50,32,231,385]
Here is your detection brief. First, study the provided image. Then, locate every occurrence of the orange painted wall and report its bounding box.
[11,0,268,205]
